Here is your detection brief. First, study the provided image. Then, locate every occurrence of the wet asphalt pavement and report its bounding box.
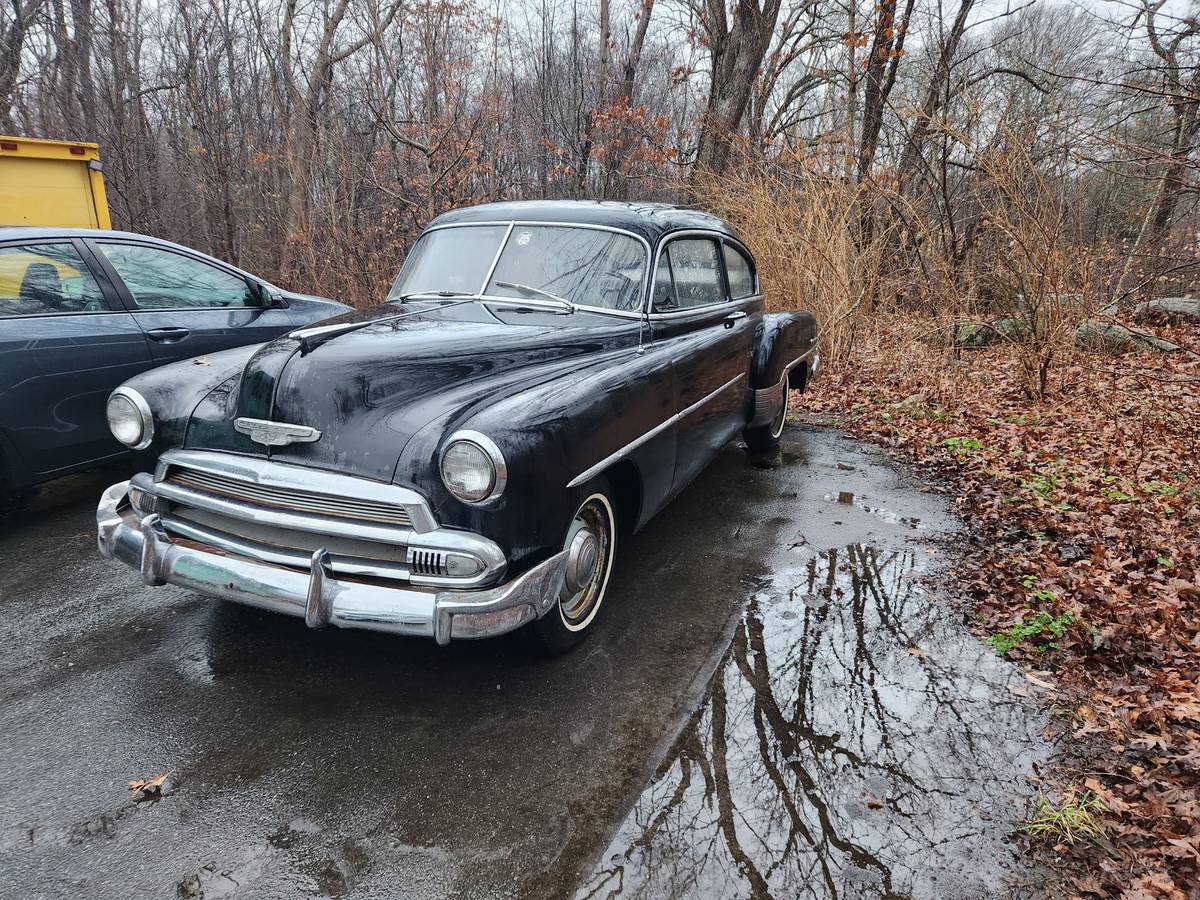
[0,427,1049,899]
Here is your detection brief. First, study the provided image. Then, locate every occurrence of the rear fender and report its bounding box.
[0,426,31,492]
[751,311,817,391]
[748,311,818,428]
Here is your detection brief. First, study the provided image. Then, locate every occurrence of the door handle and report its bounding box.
[145,326,191,342]
[723,310,747,329]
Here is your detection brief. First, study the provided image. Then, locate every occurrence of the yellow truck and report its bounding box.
[0,135,111,229]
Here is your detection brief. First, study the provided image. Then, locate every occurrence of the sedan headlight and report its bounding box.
[440,432,506,504]
[106,387,154,450]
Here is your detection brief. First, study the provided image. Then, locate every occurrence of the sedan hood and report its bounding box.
[185,303,626,482]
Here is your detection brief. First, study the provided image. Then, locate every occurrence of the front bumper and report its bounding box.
[96,481,566,644]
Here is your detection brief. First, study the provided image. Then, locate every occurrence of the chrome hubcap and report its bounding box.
[559,497,612,626]
[564,528,599,595]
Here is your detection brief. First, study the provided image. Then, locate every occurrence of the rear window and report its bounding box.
[723,244,755,298]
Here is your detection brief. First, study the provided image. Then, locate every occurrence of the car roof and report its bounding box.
[428,200,745,247]
[0,227,276,287]
[0,226,193,248]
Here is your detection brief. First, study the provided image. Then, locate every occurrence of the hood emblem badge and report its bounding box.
[235,417,322,447]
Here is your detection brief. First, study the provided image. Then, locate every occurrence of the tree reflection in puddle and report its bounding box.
[578,543,1046,899]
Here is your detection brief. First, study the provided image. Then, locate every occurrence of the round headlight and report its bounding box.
[440,433,506,504]
[106,388,153,449]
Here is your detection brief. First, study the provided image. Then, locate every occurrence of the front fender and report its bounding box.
[751,311,818,392]
[116,344,261,458]
[396,344,673,572]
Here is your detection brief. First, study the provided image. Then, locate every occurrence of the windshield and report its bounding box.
[388,224,646,312]
[388,224,507,298]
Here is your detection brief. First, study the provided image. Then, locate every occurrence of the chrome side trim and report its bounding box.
[567,372,745,488]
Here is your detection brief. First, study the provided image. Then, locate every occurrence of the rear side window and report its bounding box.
[661,239,723,309]
[724,244,755,298]
[96,243,255,310]
[0,243,106,317]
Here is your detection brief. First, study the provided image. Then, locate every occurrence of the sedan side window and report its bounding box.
[0,243,106,317]
[724,244,756,298]
[96,243,255,310]
[664,239,724,309]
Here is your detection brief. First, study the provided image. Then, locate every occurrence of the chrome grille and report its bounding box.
[165,467,412,528]
[409,549,446,577]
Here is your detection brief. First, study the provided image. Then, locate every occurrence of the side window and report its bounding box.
[0,243,106,317]
[96,243,254,310]
[651,254,675,310]
[664,239,724,309]
[723,243,756,299]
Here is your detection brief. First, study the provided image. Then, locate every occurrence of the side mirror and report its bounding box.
[254,282,288,309]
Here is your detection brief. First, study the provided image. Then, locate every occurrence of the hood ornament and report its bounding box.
[234,417,322,447]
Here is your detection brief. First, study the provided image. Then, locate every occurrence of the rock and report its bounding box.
[1132,296,1200,323]
[993,316,1032,342]
[1075,319,1200,359]
[953,323,990,348]
[926,318,1032,349]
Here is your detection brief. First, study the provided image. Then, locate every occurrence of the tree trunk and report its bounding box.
[858,0,915,180]
[692,0,784,183]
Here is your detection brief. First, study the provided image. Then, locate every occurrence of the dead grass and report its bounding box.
[695,168,897,364]
[1023,792,1109,847]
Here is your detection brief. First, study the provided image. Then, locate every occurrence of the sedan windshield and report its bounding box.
[388,224,646,312]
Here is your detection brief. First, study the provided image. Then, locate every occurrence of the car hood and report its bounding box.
[184,303,629,482]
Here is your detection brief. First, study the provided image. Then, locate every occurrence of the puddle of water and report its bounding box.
[823,491,924,529]
[576,542,1046,899]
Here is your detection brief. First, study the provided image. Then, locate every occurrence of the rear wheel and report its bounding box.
[524,481,618,655]
[744,380,790,452]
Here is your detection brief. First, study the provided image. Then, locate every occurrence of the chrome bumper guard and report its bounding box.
[97,481,566,645]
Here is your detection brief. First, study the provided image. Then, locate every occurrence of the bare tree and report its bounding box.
[690,0,786,180]
[0,0,44,131]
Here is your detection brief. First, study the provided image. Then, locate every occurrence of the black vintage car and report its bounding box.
[96,201,819,652]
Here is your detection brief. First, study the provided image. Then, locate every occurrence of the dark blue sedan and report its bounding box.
[0,228,348,495]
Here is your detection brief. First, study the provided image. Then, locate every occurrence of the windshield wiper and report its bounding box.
[492,281,576,313]
[392,290,476,304]
[292,298,478,354]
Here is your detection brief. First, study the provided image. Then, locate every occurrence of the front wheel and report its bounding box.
[524,481,618,655]
[744,380,790,452]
